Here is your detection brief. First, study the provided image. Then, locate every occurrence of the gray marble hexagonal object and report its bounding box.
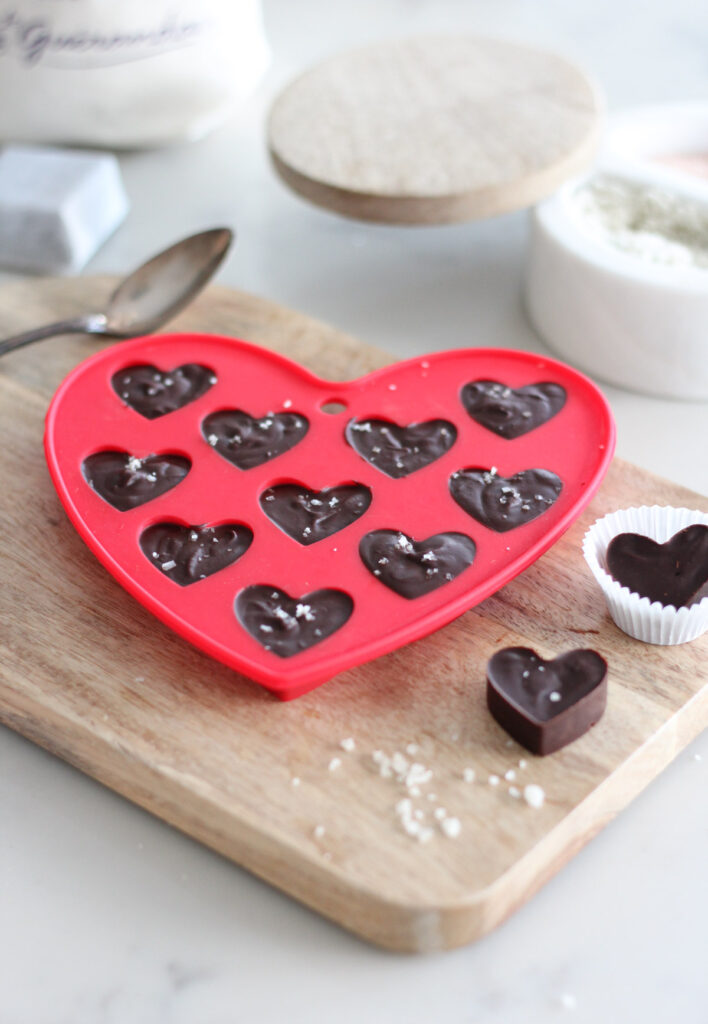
[0,144,129,274]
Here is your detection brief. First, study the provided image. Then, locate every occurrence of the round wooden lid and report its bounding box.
[268,36,602,225]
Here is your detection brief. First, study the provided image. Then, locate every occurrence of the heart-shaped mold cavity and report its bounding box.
[486,646,608,755]
[345,418,456,478]
[260,482,372,545]
[112,363,215,419]
[461,380,566,439]
[235,585,353,657]
[83,451,191,511]
[140,522,253,586]
[606,524,708,608]
[359,529,476,598]
[202,409,309,470]
[450,467,562,532]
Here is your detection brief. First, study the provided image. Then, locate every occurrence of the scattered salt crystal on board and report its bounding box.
[524,784,546,809]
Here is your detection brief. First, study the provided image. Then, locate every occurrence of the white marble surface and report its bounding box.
[1,1,707,1021]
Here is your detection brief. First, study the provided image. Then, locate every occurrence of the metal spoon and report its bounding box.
[0,227,233,358]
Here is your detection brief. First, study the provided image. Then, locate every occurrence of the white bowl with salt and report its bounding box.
[524,102,708,400]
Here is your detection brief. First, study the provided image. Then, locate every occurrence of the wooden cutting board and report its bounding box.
[1,277,706,953]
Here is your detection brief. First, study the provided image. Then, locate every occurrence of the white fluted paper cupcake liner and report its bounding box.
[582,506,708,645]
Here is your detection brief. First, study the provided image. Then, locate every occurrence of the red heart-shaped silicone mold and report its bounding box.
[44,334,615,700]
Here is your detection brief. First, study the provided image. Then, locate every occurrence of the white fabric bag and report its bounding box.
[0,0,270,146]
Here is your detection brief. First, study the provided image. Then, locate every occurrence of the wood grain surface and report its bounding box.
[0,276,706,953]
[268,36,601,224]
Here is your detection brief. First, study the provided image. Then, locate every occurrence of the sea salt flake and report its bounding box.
[441,817,461,838]
[207,434,218,446]
[524,784,545,809]
[488,775,500,786]
[340,737,356,753]
[433,807,447,821]
[313,825,325,839]
[291,776,300,787]
[328,757,342,772]
[509,786,521,798]
[549,691,562,702]
[283,399,292,408]
[504,769,516,781]
[462,768,475,783]
[161,560,176,571]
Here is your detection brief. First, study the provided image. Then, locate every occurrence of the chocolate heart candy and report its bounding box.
[450,467,562,532]
[140,523,253,586]
[359,529,476,598]
[345,418,456,478]
[236,585,353,657]
[83,451,190,511]
[461,380,566,439]
[606,525,708,608]
[260,483,371,545]
[202,409,309,470]
[112,363,215,419]
[486,647,608,755]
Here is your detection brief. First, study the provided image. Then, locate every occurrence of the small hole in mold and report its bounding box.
[320,399,348,415]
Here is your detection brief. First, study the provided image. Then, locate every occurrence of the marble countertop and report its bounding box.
[1,1,707,1021]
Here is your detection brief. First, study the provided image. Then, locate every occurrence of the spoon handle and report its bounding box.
[0,313,107,358]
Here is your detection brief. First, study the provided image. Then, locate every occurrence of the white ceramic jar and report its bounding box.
[0,0,270,147]
[525,103,708,401]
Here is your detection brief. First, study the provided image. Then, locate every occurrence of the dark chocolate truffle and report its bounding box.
[235,585,353,657]
[140,522,253,585]
[359,529,476,599]
[461,380,566,439]
[202,409,309,470]
[83,451,190,511]
[345,418,456,478]
[112,363,215,419]
[486,647,608,755]
[450,467,562,532]
[606,525,708,608]
[260,483,371,544]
